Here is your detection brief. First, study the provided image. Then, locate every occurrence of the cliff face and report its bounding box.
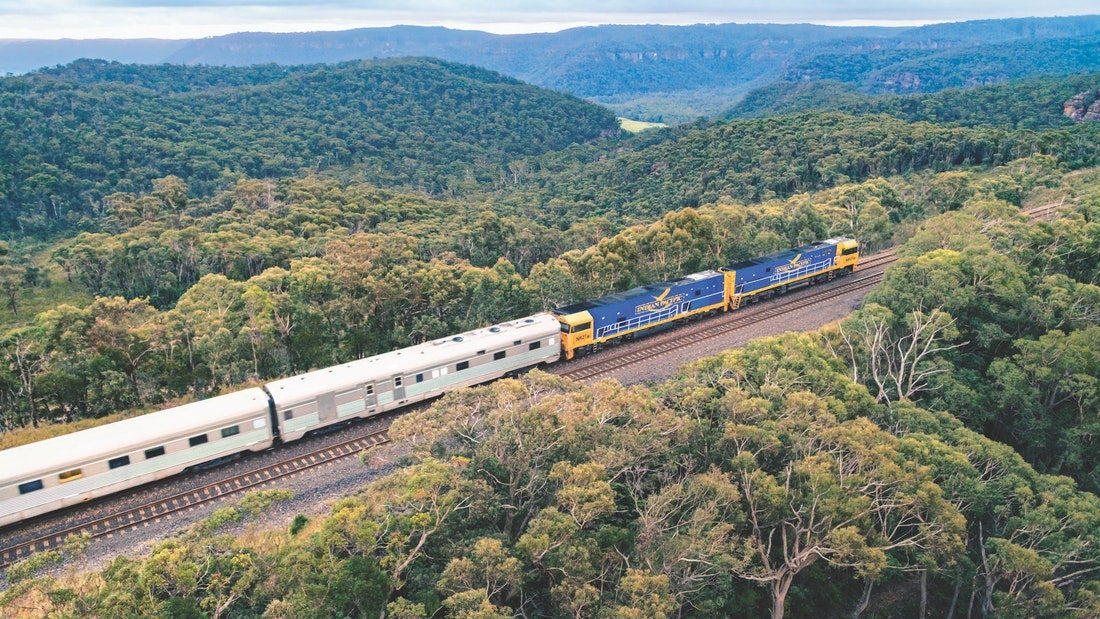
[1064,89,1100,121]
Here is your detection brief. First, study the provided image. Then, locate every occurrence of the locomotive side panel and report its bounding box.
[552,270,726,359]
[723,237,859,305]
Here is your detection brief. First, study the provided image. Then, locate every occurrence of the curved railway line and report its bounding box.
[554,194,1066,385]
[0,200,1067,573]
[0,430,390,570]
[556,250,897,382]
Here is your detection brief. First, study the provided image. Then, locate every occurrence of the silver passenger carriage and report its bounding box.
[267,313,561,441]
[0,388,274,528]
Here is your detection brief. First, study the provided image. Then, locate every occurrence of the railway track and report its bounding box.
[0,199,1066,573]
[556,249,897,383]
[0,430,389,570]
[1026,200,1063,221]
[555,199,1060,383]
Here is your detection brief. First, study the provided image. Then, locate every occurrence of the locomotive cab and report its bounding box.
[552,311,594,360]
[834,237,860,272]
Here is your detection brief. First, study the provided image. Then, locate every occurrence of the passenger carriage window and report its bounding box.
[189,434,209,447]
[529,341,541,350]
[456,361,469,371]
[494,351,506,360]
[514,340,522,345]
[145,446,166,459]
[59,468,83,483]
[18,480,43,494]
[109,456,131,469]
[477,350,486,355]
[416,373,424,383]
[221,425,240,438]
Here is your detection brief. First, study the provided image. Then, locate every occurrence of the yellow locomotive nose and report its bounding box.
[835,238,860,271]
[553,312,594,360]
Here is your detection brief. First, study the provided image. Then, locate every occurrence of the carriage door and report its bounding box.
[392,375,406,403]
[364,383,377,412]
[317,392,336,423]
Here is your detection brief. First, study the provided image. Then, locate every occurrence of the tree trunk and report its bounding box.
[920,569,928,619]
[946,578,962,619]
[851,578,874,618]
[773,574,794,619]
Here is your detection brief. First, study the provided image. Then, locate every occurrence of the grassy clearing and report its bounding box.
[617,117,667,133]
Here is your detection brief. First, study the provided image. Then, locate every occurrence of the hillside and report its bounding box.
[6,178,1100,613]
[5,16,1100,122]
[2,45,1100,616]
[0,58,619,234]
[837,35,1100,93]
[489,110,1100,230]
[726,72,1100,130]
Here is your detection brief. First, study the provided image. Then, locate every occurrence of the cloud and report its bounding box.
[1,0,1095,40]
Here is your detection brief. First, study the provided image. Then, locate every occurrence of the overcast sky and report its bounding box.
[1,1,1095,40]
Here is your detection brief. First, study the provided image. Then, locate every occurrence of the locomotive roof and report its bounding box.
[0,388,271,484]
[265,312,560,406]
[724,237,851,271]
[554,269,723,315]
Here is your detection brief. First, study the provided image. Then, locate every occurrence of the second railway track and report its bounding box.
[0,199,1063,574]
[556,249,897,383]
[555,199,1059,383]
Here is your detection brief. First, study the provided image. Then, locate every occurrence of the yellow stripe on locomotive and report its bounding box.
[551,270,728,360]
[721,237,859,307]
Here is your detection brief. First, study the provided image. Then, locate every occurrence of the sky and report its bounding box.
[0,0,1095,41]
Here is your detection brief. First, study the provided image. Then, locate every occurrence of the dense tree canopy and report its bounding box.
[491,111,1100,229]
[727,72,1100,131]
[0,58,618,233]
[7,333,1100,617]
[824,178,1100,494]
[2,52,1100,618]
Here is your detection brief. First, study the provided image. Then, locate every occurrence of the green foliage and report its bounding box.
[728,72,1100,131]
[0,57,618,234]
[4,550,63,585]
[239,489,293,517]
[494,111,1100,232]
[192,506,244,538]
[0,157,1078,436]
[831,194,1100,493]
[777,35,1100,97]
[7,335,1100,617]
[2,35,1100,618]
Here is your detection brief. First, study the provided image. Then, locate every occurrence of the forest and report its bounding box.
[0,58,618,234]
[1,57,1099,616]
[726,72,1100,130]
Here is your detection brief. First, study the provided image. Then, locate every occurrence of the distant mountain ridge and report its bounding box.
[4,16,1100,122]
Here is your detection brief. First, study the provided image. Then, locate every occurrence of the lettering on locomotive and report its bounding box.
[634,288,686,314]
[774,254,809,274]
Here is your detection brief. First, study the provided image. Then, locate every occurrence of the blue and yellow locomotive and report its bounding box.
[552,237,859,359]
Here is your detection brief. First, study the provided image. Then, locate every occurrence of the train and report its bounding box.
[0,237,858,528]
[554,236,859,358]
